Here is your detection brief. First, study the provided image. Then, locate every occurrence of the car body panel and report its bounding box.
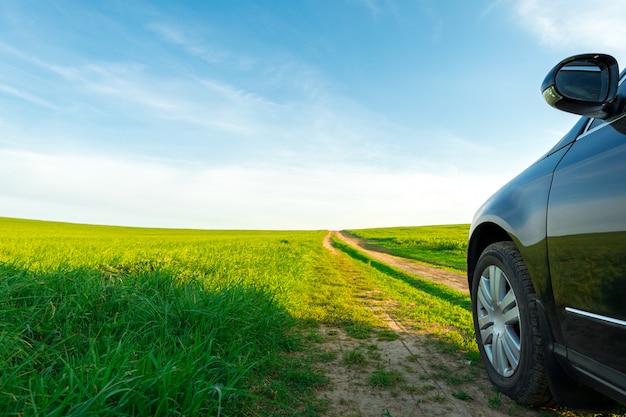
[547,112,626,385]
[468,117,588,303]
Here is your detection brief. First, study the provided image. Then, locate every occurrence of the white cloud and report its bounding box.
[0,149,500,230]
[514,0,626,58]
[0,84,60,110]
[146,22,255,71]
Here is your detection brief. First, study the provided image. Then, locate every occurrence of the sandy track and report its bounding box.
[314,231,548,417]
[333,231,468,294]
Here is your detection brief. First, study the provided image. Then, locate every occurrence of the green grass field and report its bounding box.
[0,218,343,416]
[345,225,470,271]
[0,218,604,417]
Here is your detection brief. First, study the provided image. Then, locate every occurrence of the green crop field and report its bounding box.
[345,225,470,272]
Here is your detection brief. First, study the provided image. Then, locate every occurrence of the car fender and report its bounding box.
[468,144,570,295]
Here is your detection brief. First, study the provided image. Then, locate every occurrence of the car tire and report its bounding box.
[471,241,552,405]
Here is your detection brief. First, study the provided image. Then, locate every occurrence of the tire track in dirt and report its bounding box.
[314,231,548,417]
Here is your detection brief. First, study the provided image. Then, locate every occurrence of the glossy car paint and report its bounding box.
[468,58,626,406]
[547,113,626,385]
[467,117,589,303]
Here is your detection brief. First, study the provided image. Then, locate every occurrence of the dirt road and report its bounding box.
[332,231,468,294]
[315,231,552,417]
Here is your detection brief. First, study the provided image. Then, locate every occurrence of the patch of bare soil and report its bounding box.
[315,231,548,417]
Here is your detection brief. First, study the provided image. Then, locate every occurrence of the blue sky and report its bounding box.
[1,0,625,230]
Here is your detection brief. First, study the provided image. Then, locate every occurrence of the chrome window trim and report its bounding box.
[565,307,626,328]
[577,73,626,139]
[578,112,626,140]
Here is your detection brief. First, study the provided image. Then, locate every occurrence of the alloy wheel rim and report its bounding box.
[476,264,522,377]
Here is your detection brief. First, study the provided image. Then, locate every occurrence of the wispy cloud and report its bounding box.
[0,42,174,114]
[513,0,626,58]
[478,0,507,22]
[0,43,265,136]
[146,21,325,100]
[0,23,518,179]
[0,84,60,110]
[147,22,255,70]
[348,0,382,18]
[0,43,396,169]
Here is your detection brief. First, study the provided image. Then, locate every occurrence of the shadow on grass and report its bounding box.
[0,261,327,417]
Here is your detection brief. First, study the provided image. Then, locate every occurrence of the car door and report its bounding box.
[546,79,626,389]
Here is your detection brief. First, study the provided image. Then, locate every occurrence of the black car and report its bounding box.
[467,54,626,410]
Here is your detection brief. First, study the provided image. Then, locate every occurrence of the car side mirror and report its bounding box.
[541,54,620,119]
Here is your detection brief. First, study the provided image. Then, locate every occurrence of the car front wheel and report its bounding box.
[471,241,552,405]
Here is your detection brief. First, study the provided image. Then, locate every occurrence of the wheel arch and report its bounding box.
[467,222,512,288]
